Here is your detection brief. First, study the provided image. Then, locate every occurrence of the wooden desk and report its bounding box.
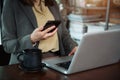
[0,63,120,80]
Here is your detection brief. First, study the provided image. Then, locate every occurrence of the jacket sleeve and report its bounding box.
[54,0,78,55]
[1,0,34,53]
[61,21,78,54]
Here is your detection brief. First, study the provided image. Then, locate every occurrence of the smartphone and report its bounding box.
[42,20,61,32]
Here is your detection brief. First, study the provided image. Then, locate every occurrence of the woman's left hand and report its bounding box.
[68,46,78,56]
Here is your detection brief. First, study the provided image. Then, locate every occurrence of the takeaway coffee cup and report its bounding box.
[17,49,44,72]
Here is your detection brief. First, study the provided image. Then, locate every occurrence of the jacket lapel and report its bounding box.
[18,1,61,28]
[19,2,37,28]
[48,6,61,20]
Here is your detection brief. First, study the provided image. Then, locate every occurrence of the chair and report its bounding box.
[0,0,10,66]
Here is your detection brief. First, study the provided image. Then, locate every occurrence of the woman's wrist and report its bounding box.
[30,34,35,44]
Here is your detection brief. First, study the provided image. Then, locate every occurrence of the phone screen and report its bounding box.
[42,20,61,32]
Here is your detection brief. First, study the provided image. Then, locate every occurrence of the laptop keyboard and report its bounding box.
[56,61,71,69]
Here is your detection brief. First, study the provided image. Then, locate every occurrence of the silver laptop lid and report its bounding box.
[68,29,120,74]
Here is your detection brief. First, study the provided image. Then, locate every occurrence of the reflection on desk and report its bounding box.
[0,62,120,80]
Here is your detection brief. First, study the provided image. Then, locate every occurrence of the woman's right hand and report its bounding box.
[30,25,57,43]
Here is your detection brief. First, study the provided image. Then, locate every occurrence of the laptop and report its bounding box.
[43,29,120,74]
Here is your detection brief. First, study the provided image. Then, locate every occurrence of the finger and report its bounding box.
[37,26,44,31]
[68,51,74,56]
[68,47,78,56]
[44,26,56,33]
[47,28,58,36]
[43,28,58,39]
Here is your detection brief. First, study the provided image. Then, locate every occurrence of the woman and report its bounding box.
[1,0,78,65]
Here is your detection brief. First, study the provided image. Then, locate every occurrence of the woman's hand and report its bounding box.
[68,46,78,56]
[30,26,57,43]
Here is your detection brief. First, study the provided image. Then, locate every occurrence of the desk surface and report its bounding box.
[0,63,120,80]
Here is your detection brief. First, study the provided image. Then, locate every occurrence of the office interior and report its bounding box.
[0,0,120,68]
[0,0,120,80]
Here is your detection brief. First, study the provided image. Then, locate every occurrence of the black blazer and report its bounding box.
[1,0,77,64]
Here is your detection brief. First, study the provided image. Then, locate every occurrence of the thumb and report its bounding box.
[37,26,44,31]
